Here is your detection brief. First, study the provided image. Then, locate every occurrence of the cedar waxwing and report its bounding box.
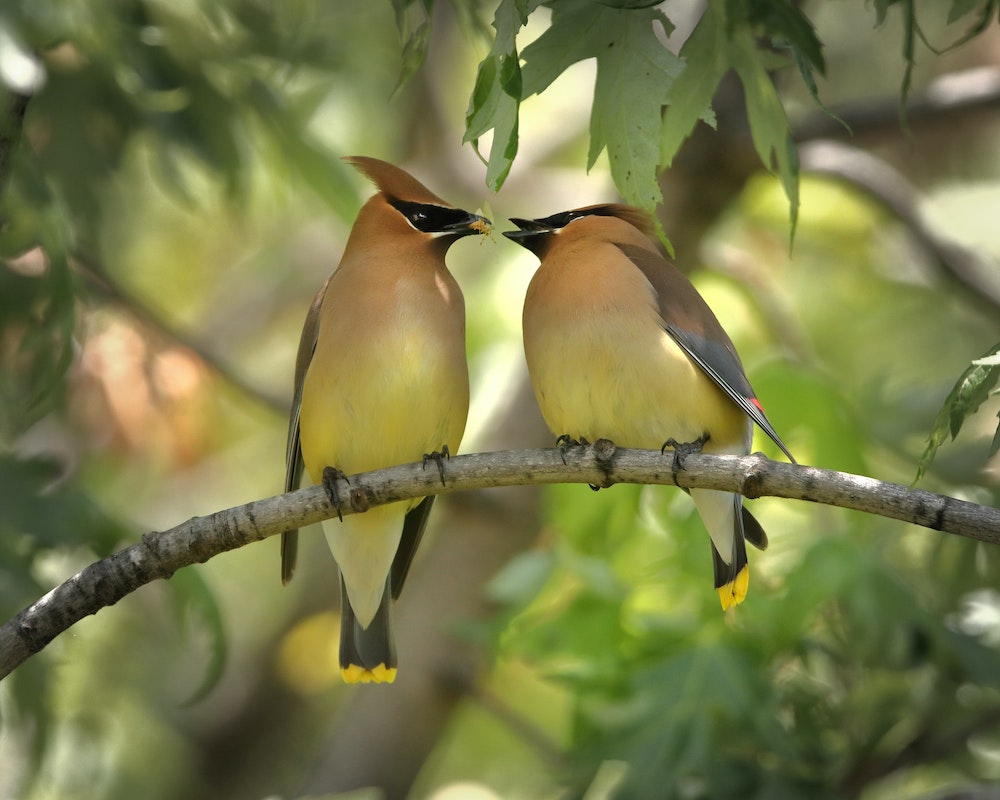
[505,204,794,610]
[283,156,490,684]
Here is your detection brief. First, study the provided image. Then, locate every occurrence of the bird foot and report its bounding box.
[660,433,710,482]
[590,437,618,491]
[422,444,451,486]
[321,467,351,522]
[556,434,590,465]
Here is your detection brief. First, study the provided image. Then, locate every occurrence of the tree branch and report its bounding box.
[72,253,290,415]
[793,66,1000,144]
[2,442,998,681]
[800,139,1000,314]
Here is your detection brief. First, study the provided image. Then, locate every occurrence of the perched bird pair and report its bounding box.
[283,157,793,685]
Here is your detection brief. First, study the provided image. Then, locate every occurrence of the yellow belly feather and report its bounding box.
[298,274,468,626]
[525,308,743,451]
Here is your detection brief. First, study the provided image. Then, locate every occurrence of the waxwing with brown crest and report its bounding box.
[506,204,794,609]
[283,156,491,683]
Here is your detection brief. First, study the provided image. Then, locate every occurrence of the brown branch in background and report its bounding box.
[793,66,1000,144]
[791,66,1000,315]
[0,90,287,418]
[665,66,1000,275]
[468,683,568,769]
[800,139,1000,315]
[72,253,290,415]
[2,443,1000,684]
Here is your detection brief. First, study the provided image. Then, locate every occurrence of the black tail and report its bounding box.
[710,533,748,593]
[741,505,768,551]
[710,496,758,610]
[339,578,397,684]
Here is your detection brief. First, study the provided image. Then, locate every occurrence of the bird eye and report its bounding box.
[409,211,427,223]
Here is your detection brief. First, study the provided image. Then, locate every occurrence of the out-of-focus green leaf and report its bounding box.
[0,453,127,562]
[168,567,228,705]
[748,361,869,474]
[486,549,556,605]
[391,0,434,91]
[396,19,431,92]
[246,79,358,222]
[0,261,73,439]
[559,540,627,601]
[3,656,51,788]
[728,26,799,239]
[0,155,77,439]
[7,0,359,235]
[916,342,1000,482]
[0,433,127,786]
[537,505,1000,799]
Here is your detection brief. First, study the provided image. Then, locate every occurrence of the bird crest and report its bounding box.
[344,155,451,207]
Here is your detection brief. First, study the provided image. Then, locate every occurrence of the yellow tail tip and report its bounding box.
[717,565,750,611]
[341,663,397,684]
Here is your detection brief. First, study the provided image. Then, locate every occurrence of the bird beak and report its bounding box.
[440,211,492,237]
[503,218,554,241]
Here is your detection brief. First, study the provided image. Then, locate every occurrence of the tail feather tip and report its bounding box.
[717,565,750,611]
[341,663,398,685]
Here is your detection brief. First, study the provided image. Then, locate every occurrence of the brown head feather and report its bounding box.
[579,203,656,237]
[343,156,451,207]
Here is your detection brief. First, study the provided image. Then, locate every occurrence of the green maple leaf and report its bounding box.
[521,0,679,220]
[464,0,534,191]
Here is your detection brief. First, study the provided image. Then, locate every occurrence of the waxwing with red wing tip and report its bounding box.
[505,204,794,609]
[283,156,491,683]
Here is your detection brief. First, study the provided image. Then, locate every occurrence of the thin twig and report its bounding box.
[1,442,998,681]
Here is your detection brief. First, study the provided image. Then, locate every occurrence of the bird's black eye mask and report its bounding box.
[533,205,620,230]
[389,198,477,234]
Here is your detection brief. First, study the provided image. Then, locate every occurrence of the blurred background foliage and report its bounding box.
[1,1,1000,799]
